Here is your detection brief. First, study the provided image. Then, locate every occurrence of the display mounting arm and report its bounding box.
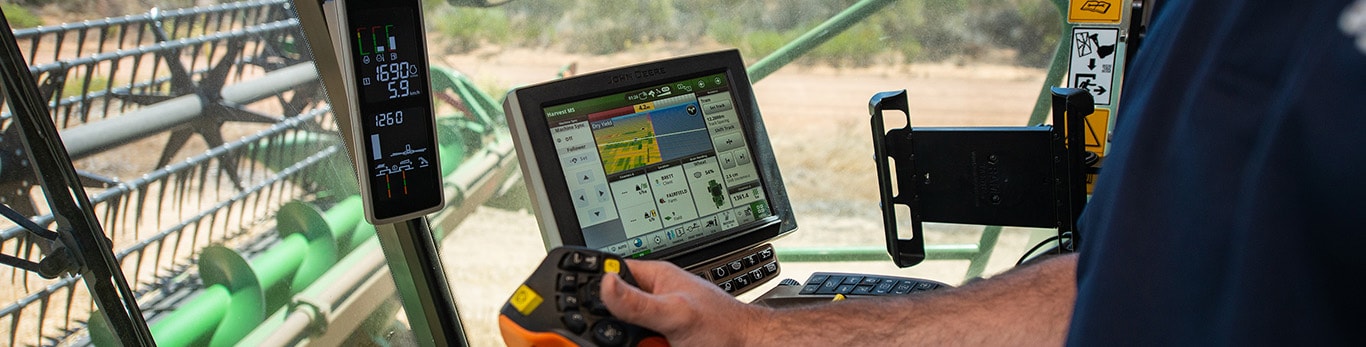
[870,88,1093,268]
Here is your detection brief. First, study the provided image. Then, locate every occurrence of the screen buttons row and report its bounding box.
[691,243,779,295]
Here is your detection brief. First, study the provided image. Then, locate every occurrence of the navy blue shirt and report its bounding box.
[1069,0,1366,345]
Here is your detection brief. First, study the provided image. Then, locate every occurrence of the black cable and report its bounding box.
[0,252,43,273]
[0,203,60,241]
[1016,235,1064,266]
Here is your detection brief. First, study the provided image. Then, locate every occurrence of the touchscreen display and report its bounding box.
[542,73,774,257]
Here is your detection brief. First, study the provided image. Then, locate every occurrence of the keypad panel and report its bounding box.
[691,244,779,295]
[799,272,947,296]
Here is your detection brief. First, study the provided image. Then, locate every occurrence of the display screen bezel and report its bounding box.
[505,50,795,263]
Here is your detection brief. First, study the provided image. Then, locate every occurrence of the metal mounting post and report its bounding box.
[374,218,470,347]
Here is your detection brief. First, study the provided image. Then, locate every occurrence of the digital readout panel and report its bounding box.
[348,6,443,223]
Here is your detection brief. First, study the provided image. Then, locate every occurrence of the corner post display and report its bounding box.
[292,0,466,345]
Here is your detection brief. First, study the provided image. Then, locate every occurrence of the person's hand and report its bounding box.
[601,259,772,346]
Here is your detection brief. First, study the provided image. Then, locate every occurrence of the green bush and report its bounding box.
[434,7,512,54]
[1002,0,1063,67]
[428,0,1061,67]
[706,20,744,48]
[560,0,680,55]
[806,22,886,68]
[3,4,45,29]
[568,23,638,55]
[732,29,797,61]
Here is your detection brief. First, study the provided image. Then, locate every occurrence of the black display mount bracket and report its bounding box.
[870,88,1093,268]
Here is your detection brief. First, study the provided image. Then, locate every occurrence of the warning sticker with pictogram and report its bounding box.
[1084,109,1110,154]
[1068,0,1123,23]
[1069,27,1119,105]
[1072,108,1111,194]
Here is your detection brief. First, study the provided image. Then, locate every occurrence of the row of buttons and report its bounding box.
[554,251,624,346]
[709,246,774,279]
[692,244,779,295]
[718,261,778,293]
[800,273,943,296]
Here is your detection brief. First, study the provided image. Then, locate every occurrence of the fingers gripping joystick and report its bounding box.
[500,247,669,347]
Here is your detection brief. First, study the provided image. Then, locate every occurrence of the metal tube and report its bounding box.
[776,245,981,263]
[240,237,389,346]
[253,233,310,293]
[143,285,232,346]
[374,217,469,347]
[243,130,357,193]
[58,63,319,159]
[140,199,349,345]
[745,0,899,83]
[324,195,365,239]
[965,226,1003,279]
[139,141,495,343]
[241,140,517,345]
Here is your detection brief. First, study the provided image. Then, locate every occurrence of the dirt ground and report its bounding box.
[434,46,1053,347]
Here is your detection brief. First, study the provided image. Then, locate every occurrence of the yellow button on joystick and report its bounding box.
[604,258,621,274]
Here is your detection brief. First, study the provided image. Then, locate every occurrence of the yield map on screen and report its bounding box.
[544,73,772,256]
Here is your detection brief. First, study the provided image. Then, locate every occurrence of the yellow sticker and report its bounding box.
[603,258,621,274]
[832,293,846,302]
[1064,108,1111,194]
[1087,172,1099,194]
[1084,109,1110,155]
[509,285,543,316]
[1068,0,1123,24]
[633,102,655,113]
[1062,108,1111,153]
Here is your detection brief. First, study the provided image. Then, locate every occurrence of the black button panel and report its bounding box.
[690,243,781,295]
[800,272,949,297]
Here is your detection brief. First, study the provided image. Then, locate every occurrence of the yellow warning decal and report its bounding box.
[1082,109,1110,155]
[604,259,621,274]
[509,285,543,316]
[1063,108,1111,155]
[1065,108,1111,194]
[1068,0,1123,24]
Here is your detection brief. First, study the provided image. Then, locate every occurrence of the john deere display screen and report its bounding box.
[343,1,443,224]
[504,50,795,262]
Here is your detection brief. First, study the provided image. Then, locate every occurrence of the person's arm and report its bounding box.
[601,253,1078,346]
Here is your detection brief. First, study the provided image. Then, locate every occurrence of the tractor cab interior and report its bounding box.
[0,0,1137,345]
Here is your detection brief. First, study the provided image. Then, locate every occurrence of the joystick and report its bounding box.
[500,247,669,347]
